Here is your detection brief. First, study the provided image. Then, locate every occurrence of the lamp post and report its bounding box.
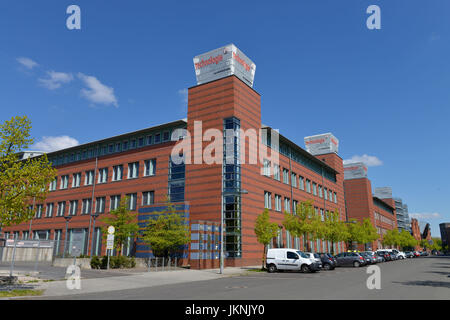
[90,213,100,256]
[220,188,248,274]
[63,216,72,258]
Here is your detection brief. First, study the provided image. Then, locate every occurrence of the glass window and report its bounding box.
[96,197,105,213]
[128,162,139,179]
[69,200,78,216]
[142,191,154,206]
[110,195,121,211]
[273,165,280,181]
[112,165,123,181]
[144,159,156,176]
[85,170,94,185]
[45,203,54,217]
[98,168,108,183]
[72,173,81,188]
[264,191,271,209]
[126,193,137,211]
[82,199,91,214]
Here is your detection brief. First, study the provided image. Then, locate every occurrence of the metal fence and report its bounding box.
[145,256,181,272]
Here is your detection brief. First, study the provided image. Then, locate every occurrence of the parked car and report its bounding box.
[376,251,391,261]
[334,252,366,267]
[317,252,337,270]
[304,253,323,269]
[362,251,378,264]
[391,249,406,259]
[390,252,399,260]
[405,251,414,258]
[360,252,375,264]
[266,248,322,273]
[413,251,420,257]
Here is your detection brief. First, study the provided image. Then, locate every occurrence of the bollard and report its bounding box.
[9,235,18,277]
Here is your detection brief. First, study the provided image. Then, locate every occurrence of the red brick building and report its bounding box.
[2,45,348,268]
[343,164,397,250]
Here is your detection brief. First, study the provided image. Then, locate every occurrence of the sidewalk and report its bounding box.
[17,265,261,298]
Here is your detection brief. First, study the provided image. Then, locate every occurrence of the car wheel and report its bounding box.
[301,264,310,273]
[267,264,277,273]
[353,261,360,268]
[323,263,331,271]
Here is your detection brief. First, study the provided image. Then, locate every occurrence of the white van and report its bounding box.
[266,248,322,273]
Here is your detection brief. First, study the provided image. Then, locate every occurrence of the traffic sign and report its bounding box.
[108,226,115,234]
[106,234,114,250]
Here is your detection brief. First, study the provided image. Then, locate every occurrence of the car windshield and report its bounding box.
[296,251,309,259]
[313,253,320,258]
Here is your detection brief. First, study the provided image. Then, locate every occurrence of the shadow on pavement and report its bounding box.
[393,280,450,289]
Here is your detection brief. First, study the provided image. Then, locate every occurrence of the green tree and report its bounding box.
[323,210,348,254]
[254,208,279,269]
[100,197,140,256]
[283,200,315,251]
[345,219,365,250]
[141,199,190,258]
[398,229,418,251]
[382,229,400,248]
[360,218,379,250]
[0,116,56,227]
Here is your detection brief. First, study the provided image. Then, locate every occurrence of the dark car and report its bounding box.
[389,252,399,260]
[376,251,391,261]
[334,252,366,267]
[317,252,337,270]
[362,251,378,264]
[405,251,414,258]
[360,252,374,264]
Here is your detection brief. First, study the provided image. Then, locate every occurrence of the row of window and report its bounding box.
[374,211,394,227]
[264,191,331,221]
[48,127,182,167]
[263,160,338,204]
[31,191,155,218]
[49,159,156,191]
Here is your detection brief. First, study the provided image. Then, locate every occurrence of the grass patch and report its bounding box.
[0,289,44,298]
[246,268,266,272]
[42,279,54,282]
[25,280,39,283]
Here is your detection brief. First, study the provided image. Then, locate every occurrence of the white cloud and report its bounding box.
[16,57,38,69]
[78,73,118,107]
[343,154,383,167]
[34,136,79,152]
[409,213,441,220]
[38,71,74,90]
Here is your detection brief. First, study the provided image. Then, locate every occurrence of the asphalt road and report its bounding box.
[37,256,450,300]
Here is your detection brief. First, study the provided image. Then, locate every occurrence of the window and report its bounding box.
[138,137,144,147]
[275,195,282,212]
[306,179,311,193]
[144,159,156,176]
[85,170,94,185]
[56,202,66,217]
[287,251,298,259]
[318,185,323,198]
[329,190,333,202]
[123,141,129,150]
[284,197,290,213]
[35,204,43,218]
[293,200,298,213]
[128,162,139,179]
[320,209,324,221]
[115,142,121,152]
[72,173,81,188]
[112,165,123,181]
[69,200,78,216]
[98,168,108,183]
[45,203,54,218]
[108,144,114,153]
[147,135,153,145]
[110,195,121,211]
[283,168,289,184]
[273,165,280,181]
[82,199,92,214]
[324,188,328,200]
[96,197,106,213]
[142,191,154,206]
[291,173,297,187]
[163,131,170,142]
[126,193,137,211]
[263,159,271,176]
[264,191,272,209]
[313,182,317,196]
[49,178,57,191]
[154,133,161,144]
[334,192,337,204]
[60,175,68,189]
[299,176,304,190]
[131,139,136,149]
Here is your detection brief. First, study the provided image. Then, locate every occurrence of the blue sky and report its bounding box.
[0,1,448,236]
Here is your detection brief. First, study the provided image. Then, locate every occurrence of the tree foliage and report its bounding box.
[141,199,190,257]
[0,116,56,227]
[100,197,140,255]
[323,210,348,254]
[254,208,279,269]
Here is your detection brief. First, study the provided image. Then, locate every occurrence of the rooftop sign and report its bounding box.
[344,162,368,180]
[193,44,256,88]
[304,133,339,155]
[374,187,392,199]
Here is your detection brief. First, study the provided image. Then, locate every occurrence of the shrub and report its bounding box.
[90,256,102,269]
[91,255,136,269]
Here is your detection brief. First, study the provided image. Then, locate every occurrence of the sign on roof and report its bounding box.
[344,162,368,180]
[304,133,339,155]
[193,44,256,88]
[374,187,392,199]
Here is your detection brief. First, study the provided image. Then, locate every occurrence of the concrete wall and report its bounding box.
[1,247,53,262]
[53,258,91,269]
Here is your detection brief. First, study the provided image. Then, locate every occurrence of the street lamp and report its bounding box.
[90,213,100,257]
[63,216,72,258]
[220,188,248,274]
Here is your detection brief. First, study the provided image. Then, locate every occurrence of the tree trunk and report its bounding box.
[262,244,267,270]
